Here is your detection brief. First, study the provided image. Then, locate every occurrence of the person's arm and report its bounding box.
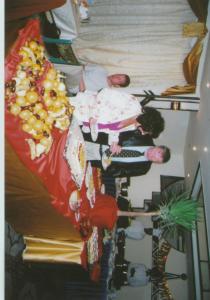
[117,116,138,129]
[105,161,151,178]
[79,74,86,92]
[78,64,86,92]
[79,65,86,92]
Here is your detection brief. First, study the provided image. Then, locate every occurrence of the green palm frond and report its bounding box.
[159,192,200,231]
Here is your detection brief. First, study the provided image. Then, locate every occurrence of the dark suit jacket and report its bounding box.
[82,129,155,178]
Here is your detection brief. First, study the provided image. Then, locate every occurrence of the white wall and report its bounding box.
[128,153,185,207]
[127,108,189,208]
[115,216,188,300]
[116,216,153,300]
[115,152,187,300]
[165,249,188,299]
[114,102,190,300]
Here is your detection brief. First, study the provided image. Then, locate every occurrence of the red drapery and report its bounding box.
[5,19,79,221]
[5,19,105,280]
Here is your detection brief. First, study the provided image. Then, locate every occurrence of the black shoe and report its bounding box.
[144,228,153,236]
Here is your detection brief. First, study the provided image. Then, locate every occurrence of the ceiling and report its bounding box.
[184,22,210,250]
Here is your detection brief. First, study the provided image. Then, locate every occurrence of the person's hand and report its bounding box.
[89,118,97,127]
[110,142,122,154]
[79,76,86,92]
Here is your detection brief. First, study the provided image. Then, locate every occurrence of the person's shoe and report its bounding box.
[144,228,153,236]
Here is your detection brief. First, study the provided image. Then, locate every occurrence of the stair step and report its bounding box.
[151,191,161,206]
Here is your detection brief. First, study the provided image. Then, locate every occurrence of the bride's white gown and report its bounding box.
[70,88,142,143]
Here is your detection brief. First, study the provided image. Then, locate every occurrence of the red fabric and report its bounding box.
[5,20,77,223]
[5,19,105,274]
[89,193,118,230]
[80,245,88,270]
[90,263,101,282]
[5,18,79,221]
[6,110,75,205]
[5,18,99,229]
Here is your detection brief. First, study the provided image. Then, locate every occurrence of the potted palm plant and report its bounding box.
[118,192,200,233]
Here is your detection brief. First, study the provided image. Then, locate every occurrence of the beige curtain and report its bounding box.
[73,0,196,91]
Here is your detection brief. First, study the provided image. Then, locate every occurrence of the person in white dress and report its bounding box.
[70,88,164,145]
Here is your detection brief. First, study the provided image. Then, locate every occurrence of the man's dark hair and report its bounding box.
[136,106,165,138]
[159,145,171,163]
[120,74,130,87]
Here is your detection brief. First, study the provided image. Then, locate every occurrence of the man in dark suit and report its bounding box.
[83,129,170,178]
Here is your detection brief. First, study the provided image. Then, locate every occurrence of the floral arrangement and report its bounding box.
[120,192,200,234]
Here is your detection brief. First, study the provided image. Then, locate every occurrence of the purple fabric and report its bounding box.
[83,121,121,130]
